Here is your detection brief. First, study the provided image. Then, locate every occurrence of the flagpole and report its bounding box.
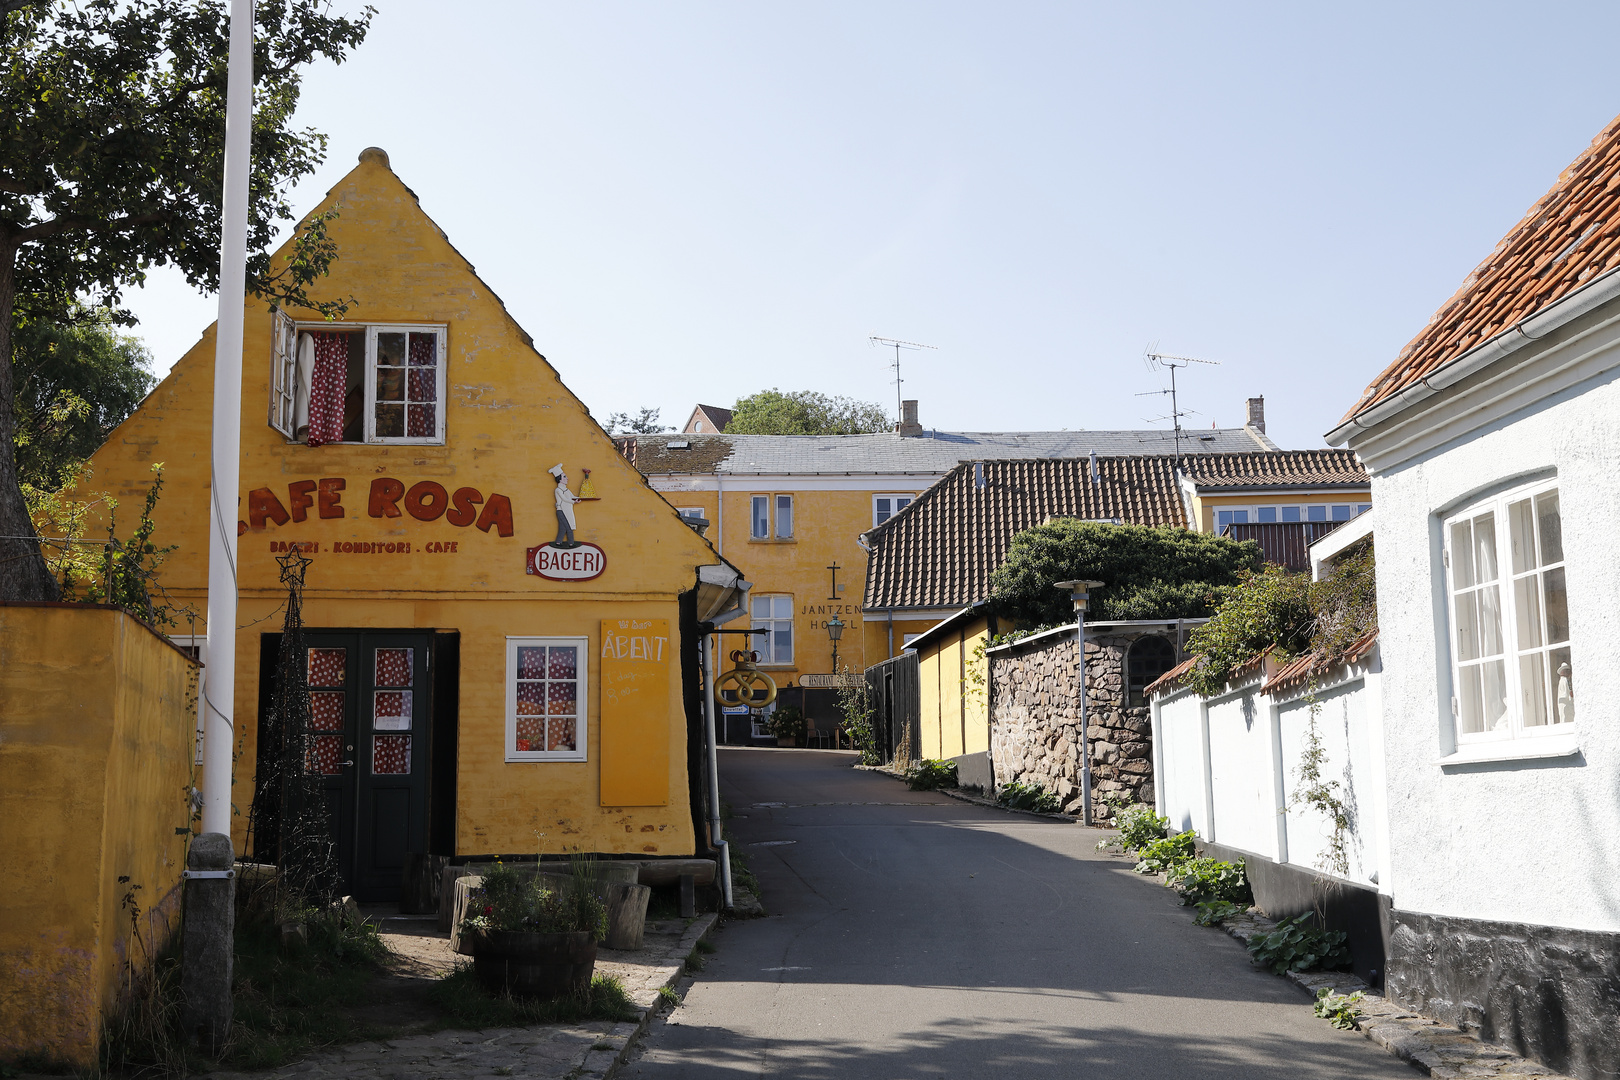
[201,0,254,839]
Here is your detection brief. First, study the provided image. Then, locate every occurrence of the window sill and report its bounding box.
[1436,735,1579,767]
[506,753,588,764]
[747,538,796,544]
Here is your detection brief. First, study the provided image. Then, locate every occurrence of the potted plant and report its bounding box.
[767,705,807,747]
[462,860,609,999]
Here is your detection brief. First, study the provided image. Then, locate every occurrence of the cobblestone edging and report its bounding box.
[1210,910,1571,1079]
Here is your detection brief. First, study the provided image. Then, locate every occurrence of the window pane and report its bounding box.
[1454,591,1480,661]
[548,646,578,680]
[374,403,404,438]
[407,403,436,438]
[1481,659,1508,731]
[750,595,768,619]
[1307,505,1327,522]
[776,495,793,538]
[373,690,412,731]
[516,682,545,716]
[408,331,437,367]
[517,646,547,680]
[373,734,411,774]
[1519,654,1549,728]
[1478,585,1503,656]
[1508,498,1536,574]
[377,332,406,365]
[897,497,912,511]
[772,596,793,619]
[310,692,344,732]
[774,623,793,663]
[875,498,891,524]
[408,368,436,404]
[547,681,576,715]
[1543,567,1569,643]
[1331,504,1352,521]
[1513,575,1544,649]
[752,496,768,538]
[376,365,405,402]
[1450,520,1475,588]
[515,716,545,752]
[1551,646,1574,724]
[1536,491,1563,565]
[1358,504,1372,514]
[308,647,347,687]
[547,718,576,752]
[1280,506,1301,523]
[375,647,413,687]
[307,734,343,775]
[1458,665,1483,735]
[1473,512,1498,581]
[1257,506,1277,523]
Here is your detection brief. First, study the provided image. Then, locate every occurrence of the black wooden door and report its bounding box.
[303,631,431,901]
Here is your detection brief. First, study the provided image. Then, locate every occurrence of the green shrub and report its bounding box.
[461,861,609,942]
[1314,987,1366,1030]
[996,780,1061,813]
[1167,858,1252,907]
[1113,803,1169,852]
[1133,830,1196,874]
[1192,899,1249,926]
[428,967,638,1026]
[906,759,957,790]
[766,705,807,742]
[1246,914,1350,975]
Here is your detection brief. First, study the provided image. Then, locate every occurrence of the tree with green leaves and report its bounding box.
[0,0,373,601]
[13,305,155,491]
[725,389,890,436]
[607,406,670,435]
[987,521,1262,627]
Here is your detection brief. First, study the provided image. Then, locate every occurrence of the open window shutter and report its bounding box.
[269,310,297,437]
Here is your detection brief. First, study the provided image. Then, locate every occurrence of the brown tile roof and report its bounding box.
[1261,630,1379,696]
[1183,450,1367,490]
[617,434,735,474]
[685,404,733,433]
[862,456,1187,611]
[1345,114,1620,423]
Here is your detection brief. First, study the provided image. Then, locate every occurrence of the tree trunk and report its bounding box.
[0,242,63,602]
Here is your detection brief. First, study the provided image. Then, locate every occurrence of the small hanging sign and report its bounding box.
[527,541,606,581]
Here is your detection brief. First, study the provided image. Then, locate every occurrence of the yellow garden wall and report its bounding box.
[914,616,990,768]
[0,604,196,1068]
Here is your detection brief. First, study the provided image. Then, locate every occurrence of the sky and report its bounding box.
[120,1,1620,451]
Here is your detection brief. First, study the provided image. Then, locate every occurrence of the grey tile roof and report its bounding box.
[628,426,1277,476]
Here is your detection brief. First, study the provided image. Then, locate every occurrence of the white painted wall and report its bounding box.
[1154,687,1207,836]
[1206,686,1279,860]
[1345,297,1620,932]
[1277,679,1380,886]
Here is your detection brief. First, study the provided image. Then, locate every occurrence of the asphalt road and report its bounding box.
[621,748,1415,1080]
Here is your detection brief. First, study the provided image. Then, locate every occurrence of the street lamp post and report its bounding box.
[1054,580,1105,826]
[826,615,845,673]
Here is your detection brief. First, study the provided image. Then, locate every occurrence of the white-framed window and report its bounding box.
[750,494,793,539]
[751,594,794,665]
[751,495,769,539]
[874,494,915,527]
[1443,481,1570,742]
[506,636,588,762]
[1216,503,1372,529]
[270,319,447,446]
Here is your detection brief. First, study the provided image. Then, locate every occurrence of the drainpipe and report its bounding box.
[700,632,733,909]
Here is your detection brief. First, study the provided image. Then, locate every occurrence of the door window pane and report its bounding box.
[373,690,413,731]
[307,734,343,776]
[308,647,347,687]
[373,734,411,774]
[375,647,413,687]
[310,692,345,731]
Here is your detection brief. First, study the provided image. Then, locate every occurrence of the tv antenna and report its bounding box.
[1136,349,1219,465]
[869,336,936,426]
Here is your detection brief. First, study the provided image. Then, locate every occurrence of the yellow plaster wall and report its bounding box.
[912,617,990,765]
[0,606,195,1068]
[1191,492,1372,533]
[80,152,720,859]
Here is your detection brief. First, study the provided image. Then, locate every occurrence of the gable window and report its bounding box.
[506,636,588,762]
[874,494,915,527]
[269,312,446,446]
[1126,636,1178,708]
[1444,481,1570,741]
[751,594,794,665]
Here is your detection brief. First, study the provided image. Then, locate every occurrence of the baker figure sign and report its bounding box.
[550,463,580,548]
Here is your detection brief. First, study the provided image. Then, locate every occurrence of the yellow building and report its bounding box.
[81,149,746,900]
[621,410,1275,739]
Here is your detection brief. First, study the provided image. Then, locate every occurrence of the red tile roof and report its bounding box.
[1260,630,1379,696]
[1345,114,1620,423]
[1184,450,1367,490]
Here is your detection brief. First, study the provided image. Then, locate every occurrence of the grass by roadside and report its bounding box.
[427,967,638,1028]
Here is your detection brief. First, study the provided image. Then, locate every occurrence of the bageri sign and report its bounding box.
[527,542,606,581]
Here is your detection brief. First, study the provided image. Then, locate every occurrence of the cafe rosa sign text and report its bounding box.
[527,542,606,581]
[245,476,515,537]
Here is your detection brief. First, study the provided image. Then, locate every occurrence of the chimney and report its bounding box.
[1245,396,1265,434]
[898,399,923,437]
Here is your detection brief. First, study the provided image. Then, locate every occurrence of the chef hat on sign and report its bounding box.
[548,464,565,479]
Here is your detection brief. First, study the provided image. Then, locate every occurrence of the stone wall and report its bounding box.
[988,631,1163,819]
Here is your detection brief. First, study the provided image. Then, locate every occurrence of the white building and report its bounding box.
[1324,114,1620,1080]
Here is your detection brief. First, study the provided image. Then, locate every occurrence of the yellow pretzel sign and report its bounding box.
[715,649,778,709]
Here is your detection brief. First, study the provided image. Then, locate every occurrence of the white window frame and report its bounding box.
[873,493,916,528]
[1442,479,1571,746]
[1216,503,1372,527]
[774,494,793,539]
[271,321,448,446]
[751,594,794,666]
[505,635,589,763]
[751,495,769,539]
